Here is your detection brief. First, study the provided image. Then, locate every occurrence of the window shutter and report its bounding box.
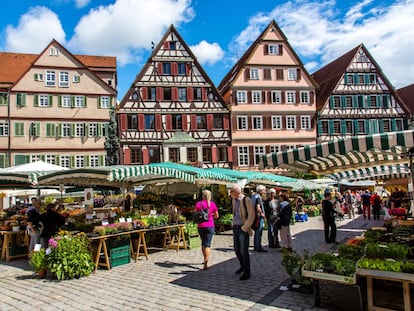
[207,114,213,131]
[391,119,397,131]
[353,120,359,134]
[223,114,230,130]
[182,115,188,131]
[202,88,208,101]
[317,121,323,136]
[98,96,102,108]
[99,155,105,166]
[276,69,284,80]
[187,87,193,101]
[34,73,38,81]
[247,91,252,104]
[263,68,271,80]
[244,68,250,81]
[295,91,300,104]
[163,41,170,49]
[248,146,254,166]
[296,69,301,81]
[328,120,334,135]
[329,97,334,108]
[310,91,315,105]
[279,45,283,55]
[227,146,233,163]
[296,115,301,130]
[120,114,127,131]
[155,114,162,131]
[171,63,178,75]
[84,96,87,107]
[341,96,347,109]
[71,96,75,108]
[341,120,347,134]
[231,115,237,131]
[58,96,62,107]
[263,44,269,55]
[281,91,285,104]
[383,95,390,108]
[365,120,371,134]
[138,114,145,131]
[157,62,162,75]
[49,95,53,107]
[376,95,381,108]
[165,115,172,130]
[58,124,62,137]
[141,87,148,100]
[70,156,75,168]
[70,123,75,137]
[36,123,40,136]
[34,95,39,107]
[172,87,178,101]
[378,119,384,132]
[191,115,197,131]
[186,63,191,75]
[156,87,163,101]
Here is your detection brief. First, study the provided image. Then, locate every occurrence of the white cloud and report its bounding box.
[190,40,224,65]
[3,6,66,53]
[74,0,91,9]
[68,0,194,65]
[230,0,414,88]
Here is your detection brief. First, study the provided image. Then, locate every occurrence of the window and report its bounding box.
[300,91,310,104]
[38,95,50,107]
[254,146,265,166]
[286,91,296,104]
[286,116,296,130]
[250,68,259,80]
[16,93,26,107]
[196,115,207,129]
[251,91,262,104]
[45,155,56,165]
[395,119,403,131]
[145,115,155,130]
[88,123,98,136]
[357,120,365,134]
[320,121,328,135]
[193,88,202,100]
[252,116,263,130]
[49,47,59,56]
[34,73,44,81]
[218,146,227,162]
[287,68,297,80]
[271,91,282,104]
[60,156,70,168]
[89,155,99,167]
[31,155,42,162]
[271,116,282,130]
[346,74,354,84]
[345,120,353,134]
[59,71,69,87]
[74,96,85,108]
[75,123,85,137]
[172,115,182,130]
[367,73,376,84]
[169,148,180,163]
[269,145,281,153]
[370,96,377,108]
[236,91,247,104]
[345,96,353,108]
[62,123,71,137]
[162,63,171,75]
[203,147,212,163]
[268,44,279,55]
[238,146,249,166]
[73,75,80,83]
[357,74,364,84]
[101,123,108,137]
[213,115,224,129]
[300,116,311,130]
[170,41,176,50]
[333,121,341,134]
[332,96,341,108]
[163,88,171,101]
[127,115,137,130]
[237,116,248,130]
[187,147,197,163]
[30,123,40,137]
[60,95,71,108]
[148,87,156,101]
[383,120,391,132]
[14,122,24,136]
[45,71,56,86]
[177,63,186,75]
[75,155,84,168]
[131,148,142,164]
[178,88,187,101]
[100,96,110,108]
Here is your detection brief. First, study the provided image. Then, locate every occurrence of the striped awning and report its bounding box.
[260,130,414,176]
[149,163,237,184]
[327,164,411,181]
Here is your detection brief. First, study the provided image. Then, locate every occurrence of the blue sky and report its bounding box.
[1,0,413,100]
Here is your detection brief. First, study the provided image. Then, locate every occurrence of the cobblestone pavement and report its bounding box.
[0,215,382,311]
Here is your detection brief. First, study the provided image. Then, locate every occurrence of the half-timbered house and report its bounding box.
[0,40,116,168]
[312,44,409,142]
[218,20,317,171]
[117,25,232,168]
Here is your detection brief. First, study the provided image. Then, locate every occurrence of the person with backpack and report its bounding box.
[370,191,382,220]
[278,191,293,251]
[230,184,255,281]
[252,185,267,252]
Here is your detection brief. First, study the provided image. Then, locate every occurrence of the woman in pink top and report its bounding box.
[194,189,219,270]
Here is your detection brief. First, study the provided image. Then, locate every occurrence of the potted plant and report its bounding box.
[282,249,312,293]
[29,249,48,278]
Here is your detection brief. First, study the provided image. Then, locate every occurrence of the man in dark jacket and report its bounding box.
[322,191,337,243]
[39,203,66,248]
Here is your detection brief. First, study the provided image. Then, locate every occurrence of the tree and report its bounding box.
[104,107,120,166]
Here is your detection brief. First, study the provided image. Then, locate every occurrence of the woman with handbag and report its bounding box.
[194,190,219,270]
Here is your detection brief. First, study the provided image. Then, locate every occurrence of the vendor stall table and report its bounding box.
[0,230,28,261]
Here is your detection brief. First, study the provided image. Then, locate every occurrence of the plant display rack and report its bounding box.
[302,266,357,284]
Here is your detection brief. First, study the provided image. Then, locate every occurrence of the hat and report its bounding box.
[269,188,276,193]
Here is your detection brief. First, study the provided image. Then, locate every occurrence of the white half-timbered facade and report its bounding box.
[117,25,232,167]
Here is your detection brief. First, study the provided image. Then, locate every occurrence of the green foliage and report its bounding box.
[337,244,365,260]
[47,232,95,280]
[185,222,198,236]
[29,249,48,272]
[364,242,412,260]
[358,258,414,273]
[303,253,356,277]
[216,213,233,225]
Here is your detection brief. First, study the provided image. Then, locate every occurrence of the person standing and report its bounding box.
[26,199,42,252]
[321,191,337,244]
[295,194,305,213]
[344,190,355,219]
[123,194,132,213]
[264,188,280,248]
[370,192,382,220]
[194,190,219,270]
[252,185,267,252]
[230,184,255,281]
[361,190,372,220]
[278,191,293,251]
[39,203,66,249]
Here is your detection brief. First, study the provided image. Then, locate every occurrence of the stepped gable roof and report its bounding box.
[311,45,360,111]
[0,39,116,88]
[397,83,414,114]
[218,20,317,94]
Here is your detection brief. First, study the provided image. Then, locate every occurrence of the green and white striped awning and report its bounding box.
[149,163,237,184]
[327,164,411,181]
[260,130,414,176]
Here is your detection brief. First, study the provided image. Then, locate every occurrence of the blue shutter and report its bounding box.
[329,96,334,108]
[353,120,359,134]
[328,120,334,135]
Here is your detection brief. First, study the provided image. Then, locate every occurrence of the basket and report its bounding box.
[110,255,130,268]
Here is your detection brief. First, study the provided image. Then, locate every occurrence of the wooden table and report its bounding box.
[0,230,29,261]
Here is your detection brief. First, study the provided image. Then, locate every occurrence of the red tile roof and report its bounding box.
[397,83,414,115]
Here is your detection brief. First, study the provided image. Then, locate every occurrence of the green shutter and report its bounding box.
[317,121,323,135]
[17,93,27,107]
[58,124,62,137]
[34,94,39,107]
[70,123,75,137]
[376,95,381,108]
[98,96,102,108]
[328,120,334,135]
[70,156,75,168]
[353,120,359,134]
[36,123,40,136]
[97,123,102,136]
[0,93,6,105]
[341,96,346,109]
[391,119,397,131]
[383,95,390,108]
[341,120,347,134]
[71,96,75,108]
[365,120,371,134]
[14,154,30,165]
[84,96,87,108]
[378,119,384,132]
[58,96,62,107]
[343,74,348,84]
[99,155,105,166]
[329,97,334,108]
[56,155,60,166]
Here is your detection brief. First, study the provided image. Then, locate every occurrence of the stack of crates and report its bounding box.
[107,238,130,268]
